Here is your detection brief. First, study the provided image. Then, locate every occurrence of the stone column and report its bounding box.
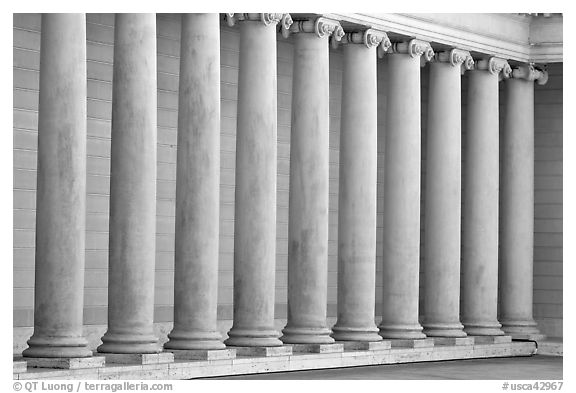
[22,13,92,359]
[281,18,344,345]
[164,13,224,351]
[379,39,434,340]
[461,57,511,337]
[98,14,160,354]
[499,64,548,340]
[331,30,389,342]
[224,13,292,348]
[422,49,473,338]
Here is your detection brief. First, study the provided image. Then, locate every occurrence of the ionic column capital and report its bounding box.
[475,57,512,79]
[389,39,434,63]
[337,28,391,52]
[289,16,344,38]
[434,49,474,73]
[226,13,293,34]
[510,64,548,85]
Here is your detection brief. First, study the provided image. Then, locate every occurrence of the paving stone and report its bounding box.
[233,345,292,357]
[103,352,174,365]
[291,343,344,354]
[342,341,391,351]
[25,356,105,369]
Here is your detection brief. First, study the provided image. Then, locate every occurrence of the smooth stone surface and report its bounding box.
[511,333,547,341]
[167,349,236,361]
[291,343,344,354]
[389,339,435,348]
[500,75,543,339]
[422,58,466,339]
[234,346,293,357]
[342,341,392,351]
[25,356,105,369]
[462,66,505,337]
[23,13,92,359]
[472,335,512,344]
[98,13,160,354]
[13,360,27,373]
[283,30,333,346]
[103,352,174,365]
[167,13,224,352]
[225,19,282,348]
[433,337,475,346]
[380,49,425,340]
[333,42,381,342]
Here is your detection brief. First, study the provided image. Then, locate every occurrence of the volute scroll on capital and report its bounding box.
[510,63,548,85]
[434,49,474,74]
[389,39,435,62]
[475,57,512,80]
[336,28,391,53]
[286,17,345,44]
[225,13,293,35]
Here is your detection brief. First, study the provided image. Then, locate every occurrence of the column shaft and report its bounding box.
[225,20,282,347]
[499,76,542,338]
[461,67,505,336]
[332,43,382,342]
[379,51,426,339]
[165,13,224,350]
[98,13,160,353]
[281,32,333,344]
[23,13,91,358]
[422,59,466,337]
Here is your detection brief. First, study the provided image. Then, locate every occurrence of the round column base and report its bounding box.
[224,327,283,347]
[164,329,225,350]
[331,325,383,342]
[281,326,335,344]
[463,321,505,336]
[23,334,92,358]
[422,322,467,338]
[500,319,543,337]
[97,332,161,354]
[378,323,426,339]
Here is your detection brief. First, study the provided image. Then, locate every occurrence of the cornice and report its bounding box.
[319,12,562,63]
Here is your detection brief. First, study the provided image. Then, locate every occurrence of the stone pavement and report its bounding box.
[210,355,562,380]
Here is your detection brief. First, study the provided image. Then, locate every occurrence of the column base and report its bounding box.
[224,327,283,347]
[331,325,383,342]
[102,352,174,365]
[165,348,236,361]
[463,321,505,336]
[97,332,161,354]
[164,329,226,350]
[23,334,92,358]
[500,319,544,340]
[422,322,467,338]
[378,323,427,340]
[281,326,335,345]
[24,356,105,369]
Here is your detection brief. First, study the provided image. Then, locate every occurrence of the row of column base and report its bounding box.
[17,335,531,371]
